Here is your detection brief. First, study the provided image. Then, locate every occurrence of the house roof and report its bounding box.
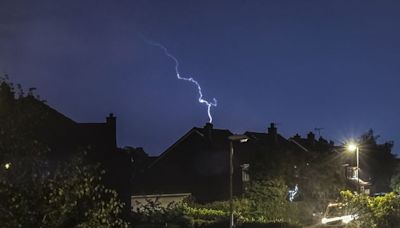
[244,131,288,144]
[148,123,232,168]
[19,95,76,125]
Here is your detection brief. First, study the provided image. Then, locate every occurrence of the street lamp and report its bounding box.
[228,134,249,228]
[347,142,360,193]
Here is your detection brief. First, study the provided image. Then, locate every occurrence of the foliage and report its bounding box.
[248,135,347,215]
[131,200,193,228]
[358,130,397,192]
[390,164,400,194]
[0,78,128,227]
[132,199,302,228]
[339,190,400,228]
[0,155,129,227]
[132,180,298,227]
[192,179,303,225]
[243,179,290,222]
[183,204,227,221]
[300,152,346,207]
[238,222,301,228]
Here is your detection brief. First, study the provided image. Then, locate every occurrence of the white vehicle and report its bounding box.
[321,203,358,226]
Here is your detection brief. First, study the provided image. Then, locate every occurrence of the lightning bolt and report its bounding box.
[142,38,217,123]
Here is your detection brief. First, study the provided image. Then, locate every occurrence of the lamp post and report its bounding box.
[347,143,360,193]
[228,135,249,228]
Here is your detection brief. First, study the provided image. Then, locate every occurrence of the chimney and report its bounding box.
[106,113,117,148]
[307,132,315,145]
[203,122,213,141]
[268,123,278,143]
[293,134,301,140]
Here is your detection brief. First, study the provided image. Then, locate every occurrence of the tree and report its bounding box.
[0,155,129,227]
[0,78,128,227]
[299,151,346,209]
[390,163,400,193]
[243,179,290,221]
[357,130,397,192]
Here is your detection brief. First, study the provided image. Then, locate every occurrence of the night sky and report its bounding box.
[1,1,400,155]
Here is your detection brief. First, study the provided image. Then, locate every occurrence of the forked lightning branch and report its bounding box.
[144,39,217,123]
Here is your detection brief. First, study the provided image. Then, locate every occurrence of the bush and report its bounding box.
[196,221,300,228]
[0,156,129,227]
[131,201,194,228]
[339,190,400,227]
[131,179,305,227]
[240,222,301,228]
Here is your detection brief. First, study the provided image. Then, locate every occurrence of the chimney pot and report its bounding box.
[204,122,213,129]
[268,122,277,135]
[268,122,278,143]
[307,132,315,141]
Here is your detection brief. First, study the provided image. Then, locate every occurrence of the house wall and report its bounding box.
[134,128,239,203]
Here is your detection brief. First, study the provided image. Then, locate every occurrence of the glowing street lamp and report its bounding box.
[228,134,249,228]
[347,143,357,152]
[347,142,360,193]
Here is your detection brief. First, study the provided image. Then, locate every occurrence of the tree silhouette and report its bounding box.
[0,78,128,227]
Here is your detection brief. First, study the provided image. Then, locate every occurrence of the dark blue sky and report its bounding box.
[1,0,400,155]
